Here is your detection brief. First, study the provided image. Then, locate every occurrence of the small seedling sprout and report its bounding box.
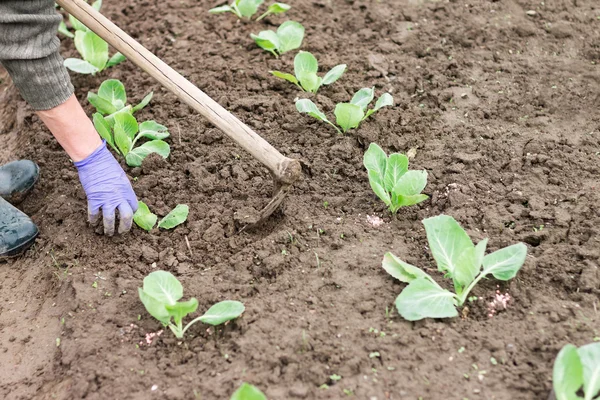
[271,51,346,93]
[295,87,393,134]
[138,271,245,339]
[210,0,290,20]
[363,143,429,213]
[382,215,528,321]
[59,1,126,74]
[251,21,305,57]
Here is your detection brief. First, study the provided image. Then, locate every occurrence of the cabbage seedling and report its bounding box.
[231,383,267,400]
[363,143,428,213]
[382,215,527,321]
[88,79,153,118]
[271,51,346,93]
[138,270,245,339]
[158,204,189,229]
[553,342,600,400]
[251,21,304,57]
[295,87,393,134]
[60,1,125,75]
[92,112,170,167]
[210,0,290,20]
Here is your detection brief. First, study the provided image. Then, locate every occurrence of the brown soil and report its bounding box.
[1,0,599,399]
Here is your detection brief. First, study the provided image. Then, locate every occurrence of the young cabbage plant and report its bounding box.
[92,112,170,167]
[553,342,600,400]
[231,383,267,400]
[210,0,290,20]
[60,1,125,75]
[382,215,527,321]
[271,51,346,93]
[295,87,393,134]
[138,271,245,339]
[251,21,304,57]
[363,143,428,213]
[88,79,153,119]
[64,30,126,74]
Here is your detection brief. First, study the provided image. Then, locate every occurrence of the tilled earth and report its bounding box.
[0,0,599,399]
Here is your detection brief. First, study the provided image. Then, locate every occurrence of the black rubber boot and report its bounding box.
[0,196,39,257]
[0,160,40,204]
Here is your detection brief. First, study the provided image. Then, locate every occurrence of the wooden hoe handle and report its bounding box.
[56,0,301,185]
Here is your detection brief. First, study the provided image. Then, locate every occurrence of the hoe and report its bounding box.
[56,0,303,228]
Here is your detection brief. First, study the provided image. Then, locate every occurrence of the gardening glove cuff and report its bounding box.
[75,140,138,236]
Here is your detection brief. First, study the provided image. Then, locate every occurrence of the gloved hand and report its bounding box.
[74,141,138,236]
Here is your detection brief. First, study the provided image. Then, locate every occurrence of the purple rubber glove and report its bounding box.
[74,141,138,236]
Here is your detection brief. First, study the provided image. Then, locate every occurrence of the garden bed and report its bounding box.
[1,0,599,399]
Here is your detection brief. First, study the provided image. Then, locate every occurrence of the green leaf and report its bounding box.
[363,143,387,182]
[114,122,133,156]
[69,14,88,32]
[553,344,584,400]
[368,170,391,207]
[58,21,74,38]
[294,51,318,77]
[270,71,300,87]
[334,103,364,133]
[578,343,600,400]
[256,2,291,20]
[141,270,183,305]
[106,52,126,68]
[98,79,127,109]
[422,215,475,277]
[393,194,429,211]
[138,288,171,325]
[481,243,527,280]
[209,4,234,14]
[295,99,327,123]
[350,87,375,111]
[322,64,347,86]
[294,51,320,92]
[138,121,170,140]
[382,252,434,283]
[104,106,133,128]
[64,58,99,74]
[199,300,245,326]
[231,383,267,400]
[237,0,264,17]
[158,204,189,229]
[277,21,304,54]
[365,93,394,119]
[132,92,154,113]
[383,153,409,192]
[113,112,138,156]
[91,0,103,11]
[92,113,116,151]
[126,140,170,167]
[75,30,108,70]
[250,31,280,57]
[395,278,458,321]
[393,170,428,197]
[297,72,321,93]
[133,201,157,231]
[166,298,199,325]
[88,92,117,115]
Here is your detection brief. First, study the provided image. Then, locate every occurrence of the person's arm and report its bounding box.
[0,0,137,235]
